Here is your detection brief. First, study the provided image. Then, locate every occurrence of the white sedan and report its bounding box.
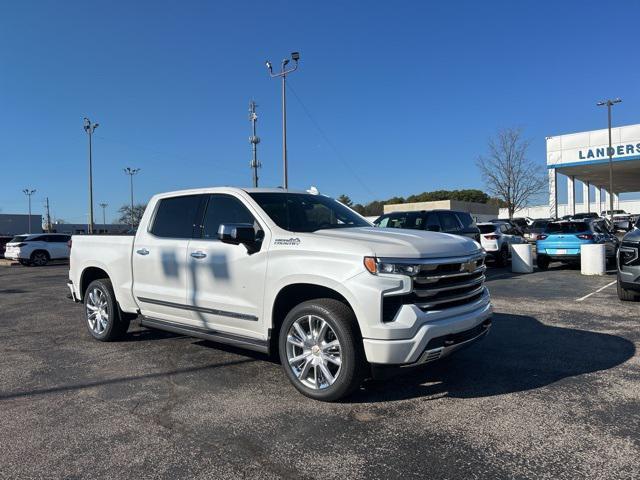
[477,222,525,266]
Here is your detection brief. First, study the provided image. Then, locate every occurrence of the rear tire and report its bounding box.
[278,298,366,402]
[537,254,550,270]
[496,246,509,267]
[617,275,640,302]
[84,278,130,341]
[30,250,49,266]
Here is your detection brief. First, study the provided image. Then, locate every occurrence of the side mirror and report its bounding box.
[218,223,259,252]
[427,225,441,232]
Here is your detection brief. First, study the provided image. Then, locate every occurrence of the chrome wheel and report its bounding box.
[86,287,109,335]
[286,315,342,390]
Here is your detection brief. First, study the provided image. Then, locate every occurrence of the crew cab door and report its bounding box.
[132,194,203,323]
[186,193,268,339]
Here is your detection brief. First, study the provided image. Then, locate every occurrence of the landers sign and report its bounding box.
[578,143,640,160]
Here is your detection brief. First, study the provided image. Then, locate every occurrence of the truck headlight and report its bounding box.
[364,257,420,276]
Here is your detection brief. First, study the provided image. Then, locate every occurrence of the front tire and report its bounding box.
[84,278,130,341]
[617,275,640,302]
[496,246,509,267]
[278,298,366,402]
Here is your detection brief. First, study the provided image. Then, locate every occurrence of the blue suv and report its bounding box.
[536,219,618,270]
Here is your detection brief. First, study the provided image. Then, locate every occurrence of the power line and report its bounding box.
[286,81,374,197]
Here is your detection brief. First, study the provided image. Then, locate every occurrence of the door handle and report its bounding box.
[191,251,207,259]
[136,248,149,256]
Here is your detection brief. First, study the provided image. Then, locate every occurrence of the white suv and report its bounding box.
[477,222,525,266]
[5,233,71,266]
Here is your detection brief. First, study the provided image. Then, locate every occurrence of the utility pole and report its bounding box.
[45,197,52,232]
[99,203,108,228]
[22,188,36,234]
[596,98,621,219]
[249,100,261,187]
[83,117,99,234]
[124,168,140,228]
[265,51,300,189]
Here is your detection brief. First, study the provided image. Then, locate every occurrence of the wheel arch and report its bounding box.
[79,266,110,300]
[269,282,362,357]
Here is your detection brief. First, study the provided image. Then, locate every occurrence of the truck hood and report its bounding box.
[623,228,640,242]
[310,227,481,259]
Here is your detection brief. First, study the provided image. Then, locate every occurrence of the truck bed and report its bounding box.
[69,235,138,313]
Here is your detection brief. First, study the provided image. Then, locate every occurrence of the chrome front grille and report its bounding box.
[379,252,488,322]
[411,255,486,311]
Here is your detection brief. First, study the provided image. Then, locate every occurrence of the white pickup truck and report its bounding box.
[68,187,492,401]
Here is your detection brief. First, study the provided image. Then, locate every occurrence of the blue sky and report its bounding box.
[1,1,639,222]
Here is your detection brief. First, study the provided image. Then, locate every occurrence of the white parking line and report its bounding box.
[575,280,617,302]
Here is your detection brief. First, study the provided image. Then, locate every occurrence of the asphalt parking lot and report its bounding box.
[0,264,638,479]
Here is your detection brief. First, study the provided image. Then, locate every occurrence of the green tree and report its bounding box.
[337,194,353,207]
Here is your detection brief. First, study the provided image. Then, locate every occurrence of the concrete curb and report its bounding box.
[0,259,19,267]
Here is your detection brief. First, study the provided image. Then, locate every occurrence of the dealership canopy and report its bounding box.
[547,123,640,216]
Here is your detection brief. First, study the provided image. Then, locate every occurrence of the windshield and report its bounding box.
[478,225,496,234]
[249,193,369,232]
[9,235,27,243]
[532,220,549,228]
[545,222,590,234]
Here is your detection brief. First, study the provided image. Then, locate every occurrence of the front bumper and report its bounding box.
[362,291,493,365]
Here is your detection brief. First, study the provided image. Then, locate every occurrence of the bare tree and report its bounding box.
[476,128,546,219]
[117,203,146,227]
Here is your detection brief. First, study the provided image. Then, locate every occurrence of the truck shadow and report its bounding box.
[353,312,635,403]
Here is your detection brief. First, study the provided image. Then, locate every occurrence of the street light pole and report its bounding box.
[83,117,99,234]
[266,51,300,189]
[22,189,36,234]
[596,98,621,219]
[99,203,108,228]
[124,168,140,228]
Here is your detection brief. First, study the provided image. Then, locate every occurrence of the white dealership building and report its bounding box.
[501,123,640,219]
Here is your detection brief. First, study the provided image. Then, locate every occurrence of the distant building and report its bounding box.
[383,200,498,223]
[0,214,43,236]
[49,223,130,235]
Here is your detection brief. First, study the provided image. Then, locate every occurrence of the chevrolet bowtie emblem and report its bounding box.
[460,260,476,273]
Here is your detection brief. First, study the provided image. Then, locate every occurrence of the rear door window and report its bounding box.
[478,225,496,234]
[150,195,202,238]
[438,212,461,233]
[425,212,441,231]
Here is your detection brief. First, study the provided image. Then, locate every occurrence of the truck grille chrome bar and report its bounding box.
[380,252,488,318]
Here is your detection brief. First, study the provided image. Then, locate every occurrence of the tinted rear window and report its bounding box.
[150,195,202,238]
[478,225,496,234]
[545,222,590,234]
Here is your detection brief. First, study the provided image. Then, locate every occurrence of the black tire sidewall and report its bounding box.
[84,279,127,341]
[30,251,49,266]
[278,299,363,401]
[537,255,549,270]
